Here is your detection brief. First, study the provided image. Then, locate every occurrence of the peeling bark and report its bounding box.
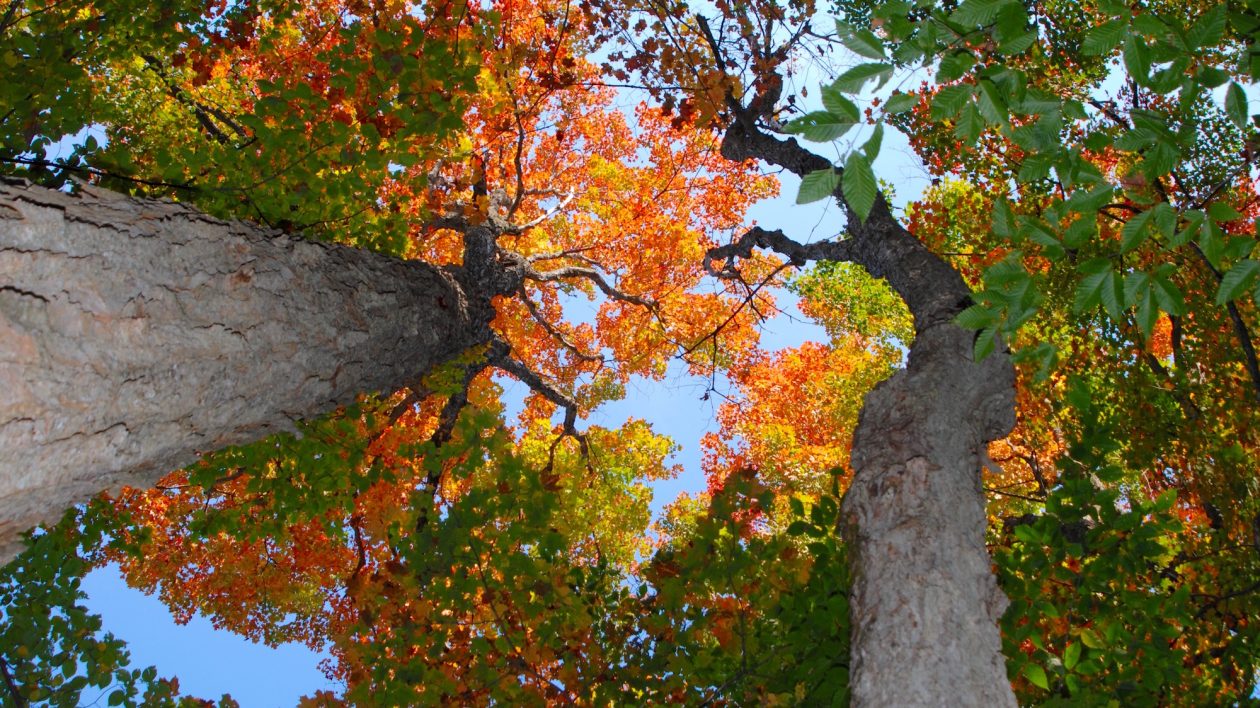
[719,124,1017,704]
[0,179,494,563]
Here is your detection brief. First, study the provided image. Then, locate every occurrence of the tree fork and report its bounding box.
[718,123,1018,705]
[0,179,496,563]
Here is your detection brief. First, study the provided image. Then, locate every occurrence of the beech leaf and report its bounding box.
[797,168,840,204]
[843,151,877,222]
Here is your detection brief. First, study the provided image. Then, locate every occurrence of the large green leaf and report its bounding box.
[797,168,840,204]
[821,87,861,122]
[951,0,1017,26]
[784,111,857,142]
[1225,82,1249,129]
[834,22,886,60]
[931,85,975,120]
[832,63,893,94]
[1216,259,1260,305]
[1083,19,1127,55]
[842,152,877,222]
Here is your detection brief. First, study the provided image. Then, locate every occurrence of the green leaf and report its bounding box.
[1123,34,1152,83]
[1082,19,1127,55]
[954,102,985,142]
[1171,210,1204,248]
[821,87,861,122]
[1026,220,1066,259]
[992,199,1015,238]
[1080,629,1104,649]
[1200,218,1226,269]
[1124,269,1150,307]
[832,63,893,94]
[974,325,999,361]
[883,92,918,114]
[977,80,1009,125]
[843,151,878,222]
[931,84,974,119]
[797,168,840,204]
[1226,82,1250,129]
[1063,215,1093,248]
[1064,642,1082,670]
[1152,272,1187,315]
[1100,268,1125,322]
[1216,259,1260,304]
[951,0,1014,26]
[1151,202,1176,239]
[993,2,1030,39]
[937,51,977,82]
[1121,209,1154,251]
[835,23,886,60]
[784,111,857,142]
[864,123,885,162]
[1018,153,1054,182]
[1135,285,1158,337]
[1187,6,1226,49]
[1209,201,1243,222]
[786,520,811,537]
[955,304,996,329]
[1074,258,1112,313]
[1023,663,1051,690]
[1197,66,1231,88]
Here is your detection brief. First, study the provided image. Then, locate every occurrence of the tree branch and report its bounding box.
[0,655,25,708]
[524,263,656,312]
[1189,243,1260,401]
[521,289,603,363]
[491,344,591,473]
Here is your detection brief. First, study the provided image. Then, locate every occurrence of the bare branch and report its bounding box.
[0,654,25,708]
[704,226,854,279]
[521,289,604,363]
[526,245,598,265]
[507,189,577,233]
[525,263,656,311]
[491,345,591,473]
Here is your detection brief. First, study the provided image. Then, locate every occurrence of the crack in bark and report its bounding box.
[0,284,48,302]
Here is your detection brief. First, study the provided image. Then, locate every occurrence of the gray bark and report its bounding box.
[718,122,1018,705]
[0,179,493,563]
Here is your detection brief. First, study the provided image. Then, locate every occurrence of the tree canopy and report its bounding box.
[1,0,1259,704]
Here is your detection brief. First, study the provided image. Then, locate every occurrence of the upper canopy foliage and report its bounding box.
[2,0,1259,704]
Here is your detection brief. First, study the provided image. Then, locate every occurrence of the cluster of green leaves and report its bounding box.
[790,261,914,347]
[177,396,407,545]
[997,381,1195,704]
[950,2,1253,356]
[0,0,486,255]
[0,0,208,168]
[800,0,1260,372]
[636,473,852,706]
[0,502,231,707]
[783,20,896,221]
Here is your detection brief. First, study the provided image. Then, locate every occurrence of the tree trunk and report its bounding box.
[844,324,1016,707]
[834,202,1017,707]
[717,124,1018,705]
[0,179,492,563]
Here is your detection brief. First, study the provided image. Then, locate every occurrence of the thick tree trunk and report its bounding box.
[835,203,1017,707]
[844,324,1016,706]
[0,179,491,563]
[718,124,1018,705]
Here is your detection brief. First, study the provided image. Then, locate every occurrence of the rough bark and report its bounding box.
[0,179,494,563]
[719,124,1018,705]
